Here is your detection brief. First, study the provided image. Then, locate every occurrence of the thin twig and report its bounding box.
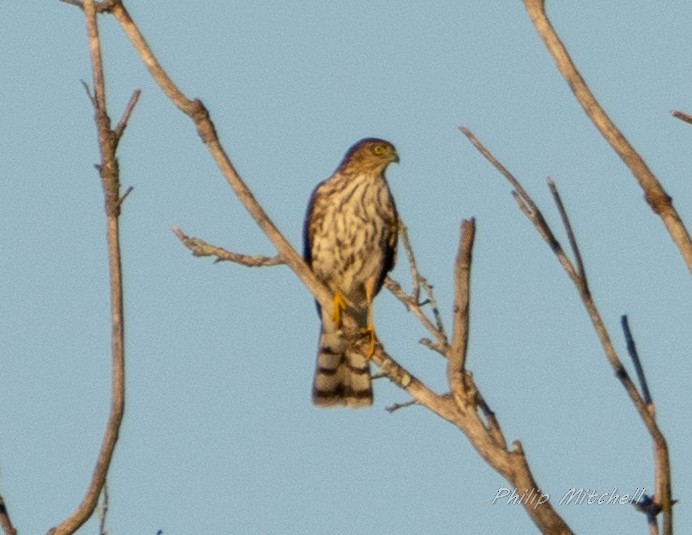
[385,399,419,413]
[114,89,141,141]
[523,0,692,275]
[119,185,134,206]
[50,1,128,533]
[419,278,448,343]
[474,389,507,450]
[385,220,450,353]
[547,178,589,294]
[384,277,448,353]
[98,482,109,535]
[172,226,284,266]
[621,316,653,407]
[80,79,97,107]
[671,110,692,124]
[0,495,17,535]
[448,219,475,391]
[460,127,563,258]
[635,494,662,535]
[398,222,421,304]
[459,127,533,210]
[418,337,448,357]
[461,128,583,289]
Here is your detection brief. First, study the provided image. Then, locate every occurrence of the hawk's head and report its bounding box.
[340,138,399,174]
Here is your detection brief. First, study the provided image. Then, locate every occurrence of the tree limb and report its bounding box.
[462,126,673,535]
[523,0,692,276]
[49,0,133,533]
[107,0,335,315]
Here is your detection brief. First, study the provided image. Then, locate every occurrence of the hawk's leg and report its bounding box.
[331,292,347,327]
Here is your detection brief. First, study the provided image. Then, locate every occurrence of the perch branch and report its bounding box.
[87,2,574,531]
[523,0,692,275]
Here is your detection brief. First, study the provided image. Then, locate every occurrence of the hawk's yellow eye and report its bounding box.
[372,145,386,156]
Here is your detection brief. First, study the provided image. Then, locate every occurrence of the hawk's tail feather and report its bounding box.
[312,329,373,408]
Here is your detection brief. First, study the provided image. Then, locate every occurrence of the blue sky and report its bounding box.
[1,2,691,534]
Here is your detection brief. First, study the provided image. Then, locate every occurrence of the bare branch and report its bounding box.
[108,0,334,314]
[50,1,129,533]
[97,483,109,535]
[447,219,475,395]
[385,399,419,413]
[460,127,564,257]
[0,496,17,535]
[119,185,134,206]
[547,178,587,282]
[461,128,582,288]
[384,277,448,353]
[621,315,653,407]
[459,128,533,209]
[635,494,663,535]
[671,109,692,124]
[465,125,673,535]
[172,226,284,267]
[385,221,450,353]
[523,0,692,275]
[398,222,421,303]
[113,88,141,142]
[418,336,448,356]
[60,0,114,12]
[474,388,507,450]
[419,278,448,343]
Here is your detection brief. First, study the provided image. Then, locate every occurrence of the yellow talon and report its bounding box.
[332,293,347,326]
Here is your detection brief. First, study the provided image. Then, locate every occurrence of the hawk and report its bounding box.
[304,138,399,408]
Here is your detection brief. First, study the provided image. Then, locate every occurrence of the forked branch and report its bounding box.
[461,126,673,535]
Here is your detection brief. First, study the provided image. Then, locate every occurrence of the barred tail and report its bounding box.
[312,327,372,408]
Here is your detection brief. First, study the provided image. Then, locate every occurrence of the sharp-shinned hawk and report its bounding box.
[304,138,399,408]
